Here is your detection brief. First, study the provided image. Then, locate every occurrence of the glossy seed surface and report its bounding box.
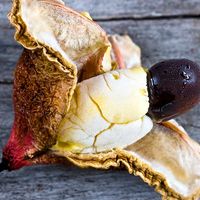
[147,59,200,122]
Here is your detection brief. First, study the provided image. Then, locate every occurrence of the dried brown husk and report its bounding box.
[8,1,200,199]
[8,0,110,151]
[13,48,75,150]
[9,0,110,80]
[51,121,200,200]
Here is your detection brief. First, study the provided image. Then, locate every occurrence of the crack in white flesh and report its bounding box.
[20,0,109,70]
[127,123,200,198]
[53,67,152,153]
[10,0,200,197]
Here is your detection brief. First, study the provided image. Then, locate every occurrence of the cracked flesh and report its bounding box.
[53,67,152,153]
[10,0,200,197]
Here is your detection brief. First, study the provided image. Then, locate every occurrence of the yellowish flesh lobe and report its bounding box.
[53,67,152,153]
[10,0,200,198]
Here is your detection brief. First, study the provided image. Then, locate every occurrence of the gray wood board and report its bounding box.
[0,165,160,200]
[1,19,200,83]
[1,0,200,25]
[1,0,200,200]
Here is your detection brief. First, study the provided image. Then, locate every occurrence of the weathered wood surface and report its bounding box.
[0,165,160,200]
[0,0,200,200]
[1,0,200,25]
[2,19,200,83]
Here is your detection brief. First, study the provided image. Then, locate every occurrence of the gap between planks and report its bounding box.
[95,14,200,22]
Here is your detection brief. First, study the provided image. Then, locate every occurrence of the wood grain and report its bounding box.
[0,165,160,200]
[1,0,200,26]
[1,19,200,83]
[0,0,200,200]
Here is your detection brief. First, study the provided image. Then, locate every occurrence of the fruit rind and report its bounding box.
[52,121,200,200]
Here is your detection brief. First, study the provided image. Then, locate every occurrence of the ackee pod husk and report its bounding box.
[109,35,141,69]
[4,0,110,167]
[9,0,111,80]
[3,0,200,199]
[52,121,200,200]
[49,36,200,199]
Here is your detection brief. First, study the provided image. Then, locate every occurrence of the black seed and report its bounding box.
[147,59,200,122]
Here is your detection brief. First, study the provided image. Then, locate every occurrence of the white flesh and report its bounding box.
[53,67,152,153]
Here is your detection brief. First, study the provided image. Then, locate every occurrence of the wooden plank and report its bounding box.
[0,84,13,147]
[65,0,200,20]
[0,1,200,199]
[0,84,200,200]
[0,46,22,83]
[1,0,200,27]
[0,165,160,200]
[1,19,200,83]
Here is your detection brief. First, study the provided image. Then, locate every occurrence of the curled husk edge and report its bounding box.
[7,0,200,199]
[51,121,200,200]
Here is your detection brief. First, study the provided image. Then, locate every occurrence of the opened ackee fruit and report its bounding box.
[1,0,200,199]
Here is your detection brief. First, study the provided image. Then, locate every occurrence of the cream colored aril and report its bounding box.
[53,67,153,153]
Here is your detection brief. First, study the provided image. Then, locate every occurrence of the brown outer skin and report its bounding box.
[30,122,200,200]
[8,0,109,78]
[78,46,109,81]
[7,0,110,155]
[8,0,76,71]
[7,0,77,155]
[6,1,199,199]
[13,49,75,152]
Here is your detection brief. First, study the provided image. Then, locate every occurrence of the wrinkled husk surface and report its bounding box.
[8,0,200,199]
[8,0,110,150]
[53,122,200,200]
[9,0,110,79]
